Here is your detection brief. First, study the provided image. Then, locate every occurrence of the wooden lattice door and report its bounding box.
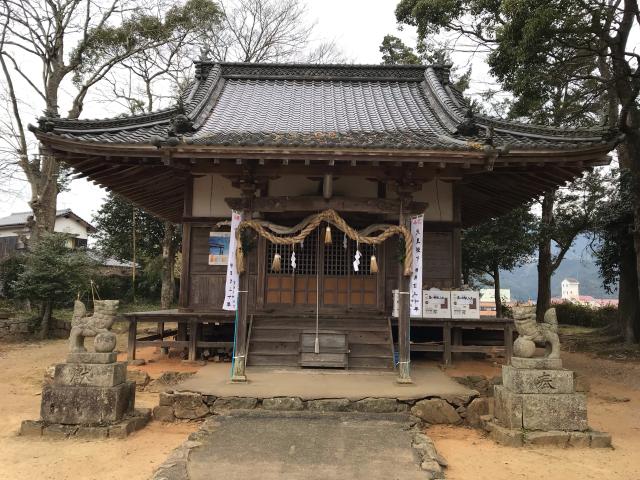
[265,230,318,306]
[264,226,378,309]
[322,230,377,308]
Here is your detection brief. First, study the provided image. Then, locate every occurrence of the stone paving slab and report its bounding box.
[153,411,443,480]
[174,361,473,402]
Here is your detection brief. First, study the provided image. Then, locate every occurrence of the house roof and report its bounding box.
[29,62,618,223]
[563,277,580,284]
[0,209,96,233]
[32,62,616,151]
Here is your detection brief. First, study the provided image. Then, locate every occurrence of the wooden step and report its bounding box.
[247,354,299,366]
[349,356,393,369]
[349,343,391,357]
[250,341,299,354]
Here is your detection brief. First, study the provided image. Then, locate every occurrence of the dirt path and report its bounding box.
[0,337,198,480]
[436,352,640,480]
[1,336,639,479]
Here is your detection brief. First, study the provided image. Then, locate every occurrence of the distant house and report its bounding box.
[0,209,96,258]
[561,278,580,301]
[552,277,618,309]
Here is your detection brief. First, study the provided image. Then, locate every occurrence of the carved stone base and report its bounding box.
[41,381,135,425]
[21,408,151,439]
[483,419,611,448]
[510,357,563,369]
[67,352,118,364]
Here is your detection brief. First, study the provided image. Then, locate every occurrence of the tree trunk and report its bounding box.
[28,149,60,244]
[38,299,53,339]
[493,263,502,317]
[160,222,176,309]
[536,190,555,321]
[618,233,639,343]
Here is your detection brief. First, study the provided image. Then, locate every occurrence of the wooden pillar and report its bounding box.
[231,176,255,382]
[396,180,415,384]
[127,317,137,361]
[178,176,193,310]
[189,318,198,362]
[397,265,412,383]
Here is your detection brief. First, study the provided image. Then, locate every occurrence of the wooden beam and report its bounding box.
[225,195,428,214]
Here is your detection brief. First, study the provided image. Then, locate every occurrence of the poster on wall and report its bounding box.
[208,232,231,265]
[451,290,481,319]
[410,214,424,318]
[222,211,243,311]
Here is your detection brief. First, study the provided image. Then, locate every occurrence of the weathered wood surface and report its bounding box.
[225,195,428,214]
[400,317,515,366]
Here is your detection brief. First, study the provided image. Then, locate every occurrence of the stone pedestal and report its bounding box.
[485,357,611,448]
[21,353,149,439]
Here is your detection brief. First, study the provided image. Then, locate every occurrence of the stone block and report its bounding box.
[41,382,132,425]
[126,380,136,414]
[76,426,109,439]
[262,397,304,411]
[510,357,563,370]
[159,392,175,406]
[43,424,78,439]
[590,431,613,448]
[466,397,493,428]
[441,391,478,408]
[493,385,523,429]
[108,420,136,439]
[173,392,209,419]
[67,352,118,364]
[420,459,445,479]
[569,432,592,448]
[132,408,152,429]
[488,423,524,447]
[411,399,461,425]
[522,392,588,431]
[153,405,175,422]
[127,369,150,388]
[306,398,351,412]
[211,396,258,412]
[573,372,591,393]
[351,397,398,413]
[525,431,570,447]
[502,365,574,394]
[54,362,126,387]
[20,420,43,436]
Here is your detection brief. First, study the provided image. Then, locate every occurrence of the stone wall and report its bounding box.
[0,316,70,340]
[152,390,481,425]
[0,316,31,339]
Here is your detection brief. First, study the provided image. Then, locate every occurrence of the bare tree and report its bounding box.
[209,0,331,63]
[0,0,216,243]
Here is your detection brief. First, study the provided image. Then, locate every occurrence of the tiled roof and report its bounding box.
[0,209,95,232]
[30,62,617,152]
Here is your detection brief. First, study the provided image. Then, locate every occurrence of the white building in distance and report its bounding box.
[561,278,580,301]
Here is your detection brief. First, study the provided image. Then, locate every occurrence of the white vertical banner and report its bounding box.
[222,211,243,311]
[410,214,424,318]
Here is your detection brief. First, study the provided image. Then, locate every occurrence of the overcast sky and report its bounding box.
[0,0,493,224]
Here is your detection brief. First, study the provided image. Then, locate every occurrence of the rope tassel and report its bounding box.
[370,254,378,273]
[271,253,282,272]
[324,225,332,245]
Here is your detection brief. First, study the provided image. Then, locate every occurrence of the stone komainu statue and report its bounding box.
[69,299,119,353]
[512,306,560,359]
